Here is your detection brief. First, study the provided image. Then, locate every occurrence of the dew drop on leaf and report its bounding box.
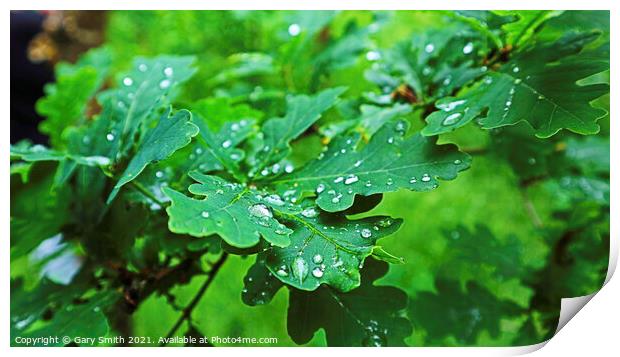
[159,79,171,89]
[312,267,324,278]
[316,183,326,194]
[442,112,462,126]
[248,204,273,218]
[301,207,318,218]
[361,228,372,238]
[221,139,232,148]
[288,23,301,37]
[164,67,174,77]
[291,256,308,283]
[312,254,323,264]
[344,175,359,185]
[123,77,133,86]
[421,174,431,182]
[424,43,435,53]
[462,42,474,54]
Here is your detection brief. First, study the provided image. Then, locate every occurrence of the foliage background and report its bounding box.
[10,10,609,347]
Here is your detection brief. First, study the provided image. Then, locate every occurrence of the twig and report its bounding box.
[160,253,229,346]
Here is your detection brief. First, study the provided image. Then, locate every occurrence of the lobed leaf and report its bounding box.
[107,109,199,203]
[163,172,292,248]
[423,32,609,138]
[273,120,470,212]
[287,259,412,346]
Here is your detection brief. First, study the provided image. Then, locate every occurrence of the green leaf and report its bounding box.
[17,292,115,346]
[107,108,199,203]
[287,259,412,346]
[163,172,292,248]
[242,257,284,306]
[97,55,197,154]
[249,87,346,176]
[187,114,256,180]
[36,68,99,147]
[11,164,71,259]
[11,142,111,167]
[320,103,412,141]
[409,280,522,345]
[273,120,470,212]
[365,25,488,105]
[36,47,112,148]
[423,32,609,138]
[261,210,402,292]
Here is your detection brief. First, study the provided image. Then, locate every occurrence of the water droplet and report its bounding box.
[453,159,462,165]
[313,254,323,264]
[276,268,288,277]
[138,63,147,72]
[505,100,512,106]
[264,194,285,206]
[344,175,359,185]
[159,79,171,89]
[361,228,372,238]
[421,174,431,182]
[291,256,308,283]
[288,23,301,36]
[164,67,174,77]
[442,112,462,126]
[201,211,210,218]
[354,160,363,167]
[316,184,326,194]
[106,133,115,141]
[409,177,417,183]
[248,204,273,218]
[484,76,493,84]
[222,140,232,149]
[331,195,341,204]
[365,181,372,187]
[261,168,269,176]
[513,66,520,73]
[366,51,381,61]
[386,178,393,186]
[301,207,318,218]
[230,123,240,131]
[284,164,294,173]
[123,77,133,86]
[424,43,435,53]
[538,95,545,100]
[514,78,522,84]
[230,152,241,160]
[528,157,537,165]
[312,267,324,278]
[422,66,432,76]
[334,176,344,183]
[387,137,394,144]
[462,42,474,54]
[272,163,281,174]
[155,171,164,178]
[363,332,387,347]
[438,99,466,112]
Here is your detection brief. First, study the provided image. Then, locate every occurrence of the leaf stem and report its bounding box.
[129,181,166,207]
[160,253,229,346]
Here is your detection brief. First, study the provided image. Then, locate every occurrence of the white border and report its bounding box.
[2,1,617,356]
